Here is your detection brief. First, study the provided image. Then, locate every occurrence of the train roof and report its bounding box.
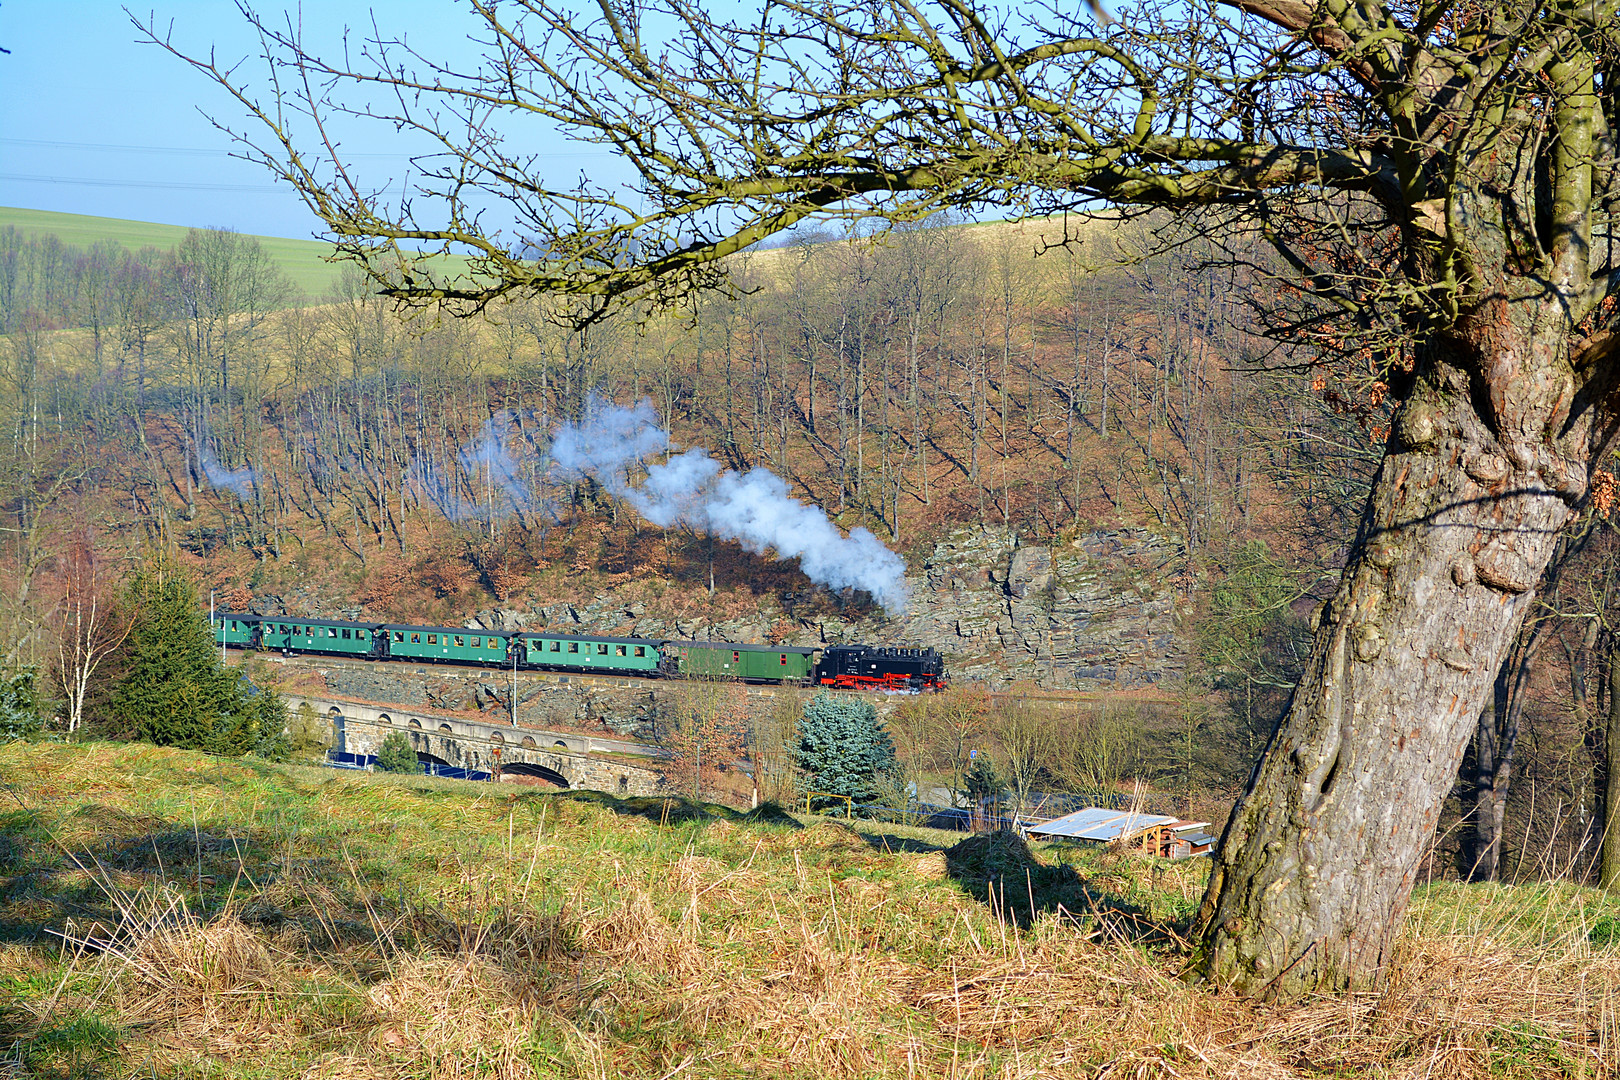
[521,631,662,646]
[381,623,514,636]
[260,615,379,630]
[662,639,818,654]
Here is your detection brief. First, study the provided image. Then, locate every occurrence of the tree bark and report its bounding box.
[1193,318,1590,997]
[1604,651,1620,891]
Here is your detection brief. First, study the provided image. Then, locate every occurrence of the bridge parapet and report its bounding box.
[293,696,665,796]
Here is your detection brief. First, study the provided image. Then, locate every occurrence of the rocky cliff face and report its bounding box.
[897,527,1187,687]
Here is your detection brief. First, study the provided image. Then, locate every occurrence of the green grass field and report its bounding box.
[0,206,351,300]
[1,740,1617,1079]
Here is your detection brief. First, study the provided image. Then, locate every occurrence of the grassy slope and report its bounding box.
[0,205,348,299]
[2,741,1618,1079]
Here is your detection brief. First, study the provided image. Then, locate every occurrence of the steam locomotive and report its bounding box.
[213,612,947,691]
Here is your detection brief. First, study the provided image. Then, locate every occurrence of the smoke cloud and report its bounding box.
[200,395,911,614]
[552,398,910,614]
[199,442,257,500]
[411,410,551,526]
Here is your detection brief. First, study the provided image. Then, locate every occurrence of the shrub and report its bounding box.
[794,692,896,806]
[286,701,331,754]
[376,731,421,774]
[0,669,45,744]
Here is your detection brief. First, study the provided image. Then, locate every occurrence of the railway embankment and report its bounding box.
[442,526,1189,690]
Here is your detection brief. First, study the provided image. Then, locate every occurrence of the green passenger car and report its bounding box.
[260,618,379,657]
[660,641,816,683]
[215,612,259,648]
[383,625,514,666]
[521,634,661,675]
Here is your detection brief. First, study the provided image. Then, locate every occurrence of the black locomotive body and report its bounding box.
[815,644,946,691]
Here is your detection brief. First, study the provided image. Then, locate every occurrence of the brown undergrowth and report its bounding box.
[2,741,1617,1078]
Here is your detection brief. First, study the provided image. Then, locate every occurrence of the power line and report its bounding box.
[0,172,311,193]
[0,136,614,160]
[0,136,412,159]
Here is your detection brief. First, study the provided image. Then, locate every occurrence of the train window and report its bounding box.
[454,636,465,647]
[490,638,500,649]
[568,642,579,653]
[634,646,645,657]
[342,629,351,639]
[278,624,289,634]
[427,634,438,645]
[470,637,481,647]
[550,641,560,652]
[597,644,608,655]
[328,628,337,637]
[780,655,788,665]
[733,651,740,662]
[615,645,626,656]
[410,633,420,643]
[393,631,404,642]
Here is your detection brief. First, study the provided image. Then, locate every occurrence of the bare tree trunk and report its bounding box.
[1603,651,1620,890]
[1195,327,1590,997]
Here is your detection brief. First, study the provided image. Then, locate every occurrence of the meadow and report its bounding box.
[2,741,1618,1079]
[0,206,350,299]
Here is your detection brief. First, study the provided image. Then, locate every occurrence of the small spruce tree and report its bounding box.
[109,565,254,754]
[376,731,421,774]
[794,692,896,806]
[249,686,291,761]
[963,757,1007,806]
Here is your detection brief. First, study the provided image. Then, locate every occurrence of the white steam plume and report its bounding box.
[411,410,551,525]
[552,398,909,614]
[199,442,256,500]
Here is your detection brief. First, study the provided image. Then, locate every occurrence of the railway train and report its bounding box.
[212,611,947,691]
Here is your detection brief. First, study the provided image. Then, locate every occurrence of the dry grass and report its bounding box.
[2,740,1618,1079]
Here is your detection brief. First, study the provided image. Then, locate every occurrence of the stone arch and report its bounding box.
[439,724,454,734]
[521,736,537,749]
[378,713,392,725]
[408,718,422,729]
[502,761,569,788]
[617,775,628,795]
[327,707,346,755]
[554,740,568,748]
[489,730,505,745]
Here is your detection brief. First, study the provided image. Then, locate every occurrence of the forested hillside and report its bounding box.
[0,215,1373,622]
[11,210,1615,884]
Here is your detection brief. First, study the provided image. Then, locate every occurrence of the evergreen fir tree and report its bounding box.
[963,757,1007,805]
[794,692,896,805]
[249,686,291,761]
[376,731,421,774]
[109,565,251,753]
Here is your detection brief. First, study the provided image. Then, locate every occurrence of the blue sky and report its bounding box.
[0,2,617,239]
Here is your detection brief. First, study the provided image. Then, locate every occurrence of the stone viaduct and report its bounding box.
[292,695,667,796]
